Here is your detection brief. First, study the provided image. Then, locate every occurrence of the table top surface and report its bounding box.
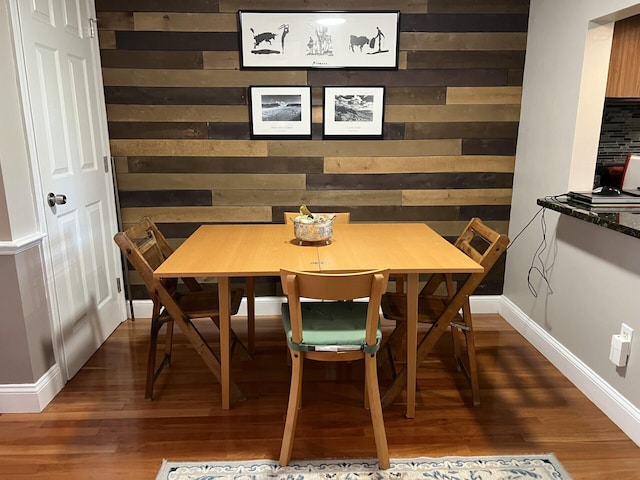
[154,223,484,278]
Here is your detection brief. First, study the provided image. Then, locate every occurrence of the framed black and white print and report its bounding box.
[238,11,400,69]
[323,86,385,139]
[249,86,312,139]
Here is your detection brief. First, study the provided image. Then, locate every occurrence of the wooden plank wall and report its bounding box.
[96,0,529,298]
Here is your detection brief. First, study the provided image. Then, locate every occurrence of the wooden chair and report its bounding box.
[279,268,390,469]
[380,218,509,406]
[114,217,250,400]
[283,211,350,224]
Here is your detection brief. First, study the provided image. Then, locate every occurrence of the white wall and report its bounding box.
[0,0,56,389]
[505,0,640,421]
[0,1,39,241]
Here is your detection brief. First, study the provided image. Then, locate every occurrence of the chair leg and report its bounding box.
[451,301,480,406]
[280,351,303,466]
[365,354,390,469]
[146,302,169,400]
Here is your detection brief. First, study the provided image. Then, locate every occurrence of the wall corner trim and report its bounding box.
[0,231,46,255]
[0,363,64,413]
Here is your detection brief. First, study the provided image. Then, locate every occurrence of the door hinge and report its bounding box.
[103,155,112,173]
[88,18,97,38]
[116,277,122,293]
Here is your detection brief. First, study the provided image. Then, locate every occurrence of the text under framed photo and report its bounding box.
[249,85,312,139]
[323,86,385,139]
[238,10,400,69]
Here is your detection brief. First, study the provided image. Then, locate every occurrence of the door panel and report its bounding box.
[18,0,125,379]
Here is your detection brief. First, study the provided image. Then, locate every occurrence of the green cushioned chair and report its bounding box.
[279,268,390,469]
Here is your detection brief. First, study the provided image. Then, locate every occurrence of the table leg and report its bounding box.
[246,277,256,353]
[405,273,418,419]
[219,277,231,409]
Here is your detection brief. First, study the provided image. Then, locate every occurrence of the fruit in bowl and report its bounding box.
[292,205,336,244]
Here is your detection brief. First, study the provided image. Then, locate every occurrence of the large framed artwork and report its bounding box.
[323,86,385,139]
[248,85,312,139]
[238,10,400,69]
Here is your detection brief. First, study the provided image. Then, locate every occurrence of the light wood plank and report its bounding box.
[134,12,237,31]
[268,140,461,157]
[116,173,305,190]
[400,32,528,51]
[447,86,523,105]
[98,30,116,49]
[107,105,249,122]
[102,68,307,87]
[386,104,521,123]
[110,139,267,157]
[214,189,402,206]
[402,188,513,206]
[202,51,240,70]
[97,12,133,30]
[324,156,515,174]
[120,206,272,224]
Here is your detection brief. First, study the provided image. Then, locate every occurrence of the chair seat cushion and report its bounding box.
[281,301,382,354]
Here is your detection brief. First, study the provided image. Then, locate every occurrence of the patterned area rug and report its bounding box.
[156,454,573,480]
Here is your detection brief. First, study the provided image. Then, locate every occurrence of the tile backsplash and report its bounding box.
[598,103,640,165]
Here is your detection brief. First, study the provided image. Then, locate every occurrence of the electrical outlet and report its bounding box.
[620,323,634,344]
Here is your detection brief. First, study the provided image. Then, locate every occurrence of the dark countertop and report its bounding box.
[537,196,640,239]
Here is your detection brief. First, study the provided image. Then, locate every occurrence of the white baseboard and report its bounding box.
[0,364,64,413]
[498,296,640,447]
[129,296,286,319]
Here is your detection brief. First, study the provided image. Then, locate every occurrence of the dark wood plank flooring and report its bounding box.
[0,315,638,479]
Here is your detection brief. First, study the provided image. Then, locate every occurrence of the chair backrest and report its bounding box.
[114,217,178,298]
[421,217,509,298]
[280,269,389,346]
[283,212,350,224]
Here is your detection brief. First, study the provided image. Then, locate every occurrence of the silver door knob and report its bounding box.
[47,192,67,207]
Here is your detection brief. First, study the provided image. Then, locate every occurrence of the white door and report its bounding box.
[16,0,125,379]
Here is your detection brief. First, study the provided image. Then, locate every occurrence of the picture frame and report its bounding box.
[248,86,312,139]
[323,86,385,139]
[238,10,400,69]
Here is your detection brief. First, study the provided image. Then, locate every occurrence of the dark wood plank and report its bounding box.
[115,31,238,51]
[309,69,508,87]
[108,122,209,139]
[305,173,514,190]
[427,0,530,14]
[407,51,525,69]
[99,50,204,69]
[208,123,251,140]
[118,189,212,207]
[127,156,324,174]
[405,122,519,139]
[401,14,529,32]
[104,87,247,105]
[95,0,220,12]
[462,138,518,155]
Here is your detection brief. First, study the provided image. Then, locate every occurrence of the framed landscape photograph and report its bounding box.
[249,86,312,139]
[238,10,400,69]
[323,86,385,139]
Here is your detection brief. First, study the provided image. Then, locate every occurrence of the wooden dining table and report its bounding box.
[153,222,483,417]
